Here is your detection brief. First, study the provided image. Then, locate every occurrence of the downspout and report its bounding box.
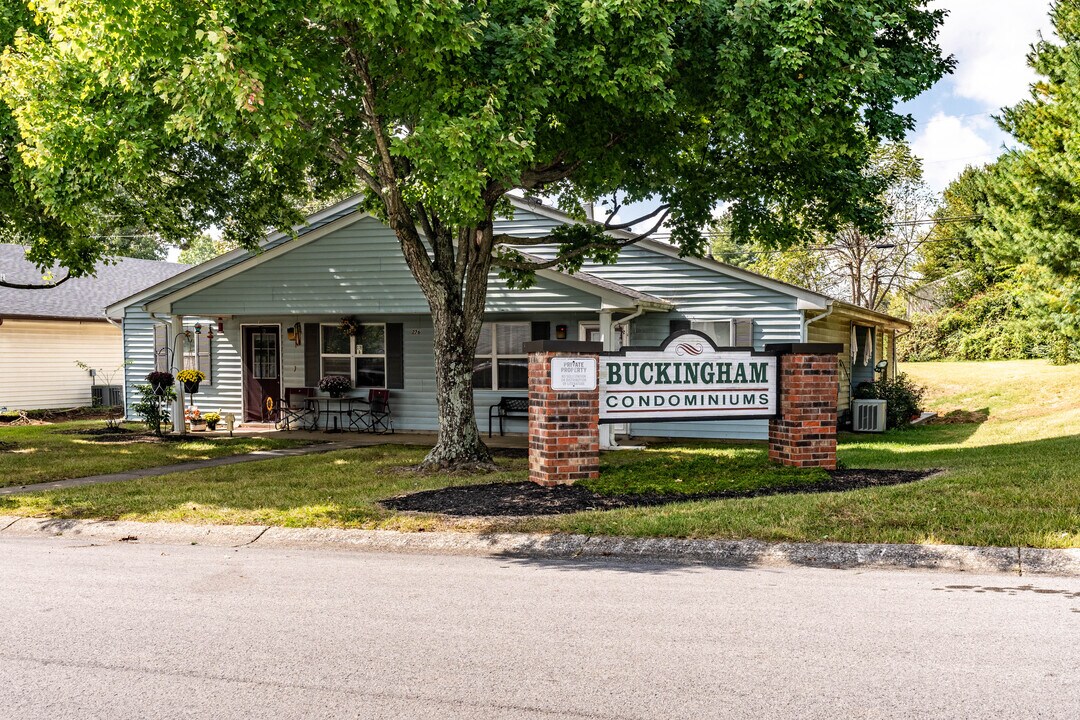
[103,311,128,419]
[802,304,835,341]
[612,306,646,335]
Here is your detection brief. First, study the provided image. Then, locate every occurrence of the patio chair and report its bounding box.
[347,389,395,434]
[278,387,315,430]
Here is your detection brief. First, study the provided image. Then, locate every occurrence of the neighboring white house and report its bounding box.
[0,245,188,410]
[107,197,910,439]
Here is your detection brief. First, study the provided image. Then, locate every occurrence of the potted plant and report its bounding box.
[146,371,174,396]
[203,411,221,431]
[177,368,206,394]
[339,316,360,337]
[319,374,352,399]
[186,406,206,431]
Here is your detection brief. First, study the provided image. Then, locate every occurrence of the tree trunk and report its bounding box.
[422,292,494,469]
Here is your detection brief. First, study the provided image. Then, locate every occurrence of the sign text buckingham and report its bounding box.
[599,333,778,423]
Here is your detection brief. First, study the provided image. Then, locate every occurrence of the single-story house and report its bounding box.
[106,197,909,440]
[0,245,188,410]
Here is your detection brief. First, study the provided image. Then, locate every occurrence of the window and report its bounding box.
[182,328,213,384]
[320,323,386,388]
[473,322,529,390]
[692,320,733,346]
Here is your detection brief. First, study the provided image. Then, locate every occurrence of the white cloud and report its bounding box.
[933,0,1054,109]
[911,112,995,192]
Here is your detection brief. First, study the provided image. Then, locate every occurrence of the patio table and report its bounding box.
[305,397,367,432]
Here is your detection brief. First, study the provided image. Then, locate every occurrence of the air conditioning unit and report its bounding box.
[91,385,123,408]
[852,399,887,432]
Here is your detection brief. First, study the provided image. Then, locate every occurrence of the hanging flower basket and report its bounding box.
[339,316,360,337]
[177,369,206,394]
[146,371,174,396]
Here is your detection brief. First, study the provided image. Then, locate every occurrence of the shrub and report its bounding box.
[874,373,924,429]
[132,383,174,436]
[898,282,1077,364]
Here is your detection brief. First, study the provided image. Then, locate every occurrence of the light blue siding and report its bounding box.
[171,217,603,316]
[121,308,157,421]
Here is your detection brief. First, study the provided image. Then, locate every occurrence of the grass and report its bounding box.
[1,359,1078,548]
[0,444,522,531]
[0,421,310,487]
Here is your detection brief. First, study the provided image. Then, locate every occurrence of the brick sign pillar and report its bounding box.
[764,343,844,470]
[523,340,603,486]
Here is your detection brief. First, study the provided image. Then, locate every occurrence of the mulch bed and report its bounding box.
[53,426,136,437]
[80,434,195,444]
[381,468,937,517]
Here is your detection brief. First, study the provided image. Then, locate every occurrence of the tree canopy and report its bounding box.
[983,0,1080,338]
[0,0,951,465]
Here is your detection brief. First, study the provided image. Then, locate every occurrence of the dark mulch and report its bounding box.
[80,433,194,444]
[381,468,937,517]
[53,426,136,437]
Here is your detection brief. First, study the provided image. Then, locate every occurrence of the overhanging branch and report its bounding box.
[493,207,671,272]
[0,273,72,290]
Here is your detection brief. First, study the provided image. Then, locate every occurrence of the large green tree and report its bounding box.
[912,164,1001,308]
[2,0,949,467]
[983,0,1080,338]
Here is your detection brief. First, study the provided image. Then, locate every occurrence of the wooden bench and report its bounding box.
[488,396,529,437]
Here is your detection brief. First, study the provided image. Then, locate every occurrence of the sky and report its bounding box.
[903,0,1056,192]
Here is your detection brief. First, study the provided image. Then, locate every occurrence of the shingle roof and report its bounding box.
[0,245,189,321]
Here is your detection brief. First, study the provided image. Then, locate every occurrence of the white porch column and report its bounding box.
[599,310,617,449]
[170,314,186,435]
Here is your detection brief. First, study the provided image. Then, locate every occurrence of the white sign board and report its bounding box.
[551,356,598,391]
[600,332,778,423]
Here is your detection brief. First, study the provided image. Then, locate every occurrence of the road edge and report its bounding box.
[2,515,1077,577]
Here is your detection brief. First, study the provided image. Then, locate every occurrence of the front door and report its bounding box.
[243,325,281,422]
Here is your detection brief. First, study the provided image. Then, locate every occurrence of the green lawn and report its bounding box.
[0,421,311,487]
[2,360,1078,548]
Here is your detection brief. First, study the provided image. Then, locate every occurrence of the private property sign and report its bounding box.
[599,331,778,423]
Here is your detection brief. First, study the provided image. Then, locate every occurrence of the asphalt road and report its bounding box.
[2,536,1078,719]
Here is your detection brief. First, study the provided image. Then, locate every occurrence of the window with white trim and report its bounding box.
[691,320,733,346]
[321,323,386,388]
[472,322,530,390]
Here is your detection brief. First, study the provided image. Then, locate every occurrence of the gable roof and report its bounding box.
[0,245,189,322]
[105,195,364,318]
[107,193,905,328]
[505,197,834,310]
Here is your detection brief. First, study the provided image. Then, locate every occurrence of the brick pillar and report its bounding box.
[524,341,602,486]
[767,349,840,470]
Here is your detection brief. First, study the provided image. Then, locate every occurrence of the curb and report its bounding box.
[2,515,1078,577]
